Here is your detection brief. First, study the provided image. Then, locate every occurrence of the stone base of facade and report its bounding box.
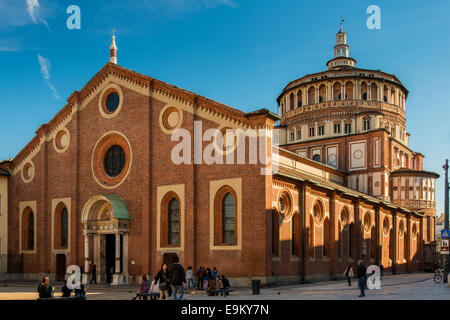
[111,273,127,285]
[0,273,56,282]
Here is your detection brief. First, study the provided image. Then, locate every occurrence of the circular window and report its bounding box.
[160,105,183,134]
[106,92,120,113]
[409,186,414,191]
[363,213,371,231]
[54,128,70,152]
[399,220,405,236]
[278,191,293,219]
[215,127,238,155]
[91,132,132,189]
[393,186,398,191]
[313,202,324,224]
[382,217,389,235]
[98,84,123,118]
[104,145,125,177]
[22,161,35,183]
[312,154,321,162]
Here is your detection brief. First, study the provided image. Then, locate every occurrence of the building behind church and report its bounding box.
[0,27,439,286]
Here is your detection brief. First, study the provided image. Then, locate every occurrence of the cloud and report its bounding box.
[37,54,60,99]
[0,47,20,52]
[26,0,49,29]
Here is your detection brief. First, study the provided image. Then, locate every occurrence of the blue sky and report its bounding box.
[0,0,449,215]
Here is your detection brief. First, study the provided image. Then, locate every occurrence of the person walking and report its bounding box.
[357,260,367,297]
[207,269,216,296]
[197,267,204,290]
[90,264,97,284]
[203,268,210,290]
[169,256,186,300]
[37,277,54,299]
[155,263,170,300]
[212,267,218,286]
[186,266,194,291]
[344,263,353,286]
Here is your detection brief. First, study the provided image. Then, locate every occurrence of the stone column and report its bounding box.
[84,231,90,273]
[93,233,99,282]
[123,233,129,278]
[330,192,337,279]
[355,200,362,261]
[406,216,411,273]
[115,233,121,273]
[392,212,397,274]
[112,232,124,285]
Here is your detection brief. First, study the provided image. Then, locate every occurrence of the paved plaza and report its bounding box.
[0,273,449,300]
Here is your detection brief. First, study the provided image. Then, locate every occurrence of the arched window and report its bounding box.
[292,212,300,256]
[28,212,34,250]
[349,223,355,259]
[222,193,235,244]
[297,90,302,108]
[308,87,315,105]
[61,207,68,248]
[361,82,368,100]
[22,207,35,251]
[371,226,376,259]
[289,93,295,110]
[370,83,378,100]
[323,217,330,257]
[272,210,280,257]
[168,198,180,245]
[319,84,326,103]
[333,83,341,100]
[345,81,353,99]
[309,213,315,258]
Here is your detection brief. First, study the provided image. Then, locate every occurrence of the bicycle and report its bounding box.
[434,267,444,283]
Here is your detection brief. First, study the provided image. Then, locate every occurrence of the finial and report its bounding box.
[110,29,117,64]
[340,17,344,32]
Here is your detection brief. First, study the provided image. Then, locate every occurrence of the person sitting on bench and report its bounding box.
[221,275,231,296]
[137,274,150,300]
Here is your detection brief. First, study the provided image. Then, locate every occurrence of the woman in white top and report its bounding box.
[186,266,194,290]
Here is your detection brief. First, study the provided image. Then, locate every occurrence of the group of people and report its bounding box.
[136,260,231,300]
[37,276,86,300]
[343,260,384,297]
[195,266,230,296]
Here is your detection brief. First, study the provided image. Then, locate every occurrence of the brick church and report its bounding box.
[0,26,439,286]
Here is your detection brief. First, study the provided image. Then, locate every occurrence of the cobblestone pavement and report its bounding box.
[1,273,449,300]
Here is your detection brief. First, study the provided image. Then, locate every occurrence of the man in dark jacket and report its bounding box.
[169,256,186,300]
[357,260,367,297]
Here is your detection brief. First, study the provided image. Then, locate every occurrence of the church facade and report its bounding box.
[0,28,438,286]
